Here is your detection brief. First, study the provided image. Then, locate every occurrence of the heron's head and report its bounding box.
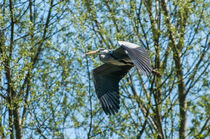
[86,48,109,56]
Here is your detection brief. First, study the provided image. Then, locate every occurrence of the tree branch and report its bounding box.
[86,49,93,139]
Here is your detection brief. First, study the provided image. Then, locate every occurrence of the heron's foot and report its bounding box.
[152,69,161,77]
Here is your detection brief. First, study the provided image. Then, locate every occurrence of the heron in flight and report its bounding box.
[86,41,160,115]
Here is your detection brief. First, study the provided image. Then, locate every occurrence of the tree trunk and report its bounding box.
[174,55,187,139]
[9,109,14,139]
[13,107,23,139]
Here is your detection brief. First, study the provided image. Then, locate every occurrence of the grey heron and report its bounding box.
[86,41,160,115]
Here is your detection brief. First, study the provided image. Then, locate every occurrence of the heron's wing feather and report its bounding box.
[93,64,132,115]
[118,41,152,75]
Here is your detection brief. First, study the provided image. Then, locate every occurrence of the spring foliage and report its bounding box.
[0,0,209,138]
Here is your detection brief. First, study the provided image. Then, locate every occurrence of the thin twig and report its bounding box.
[86,50,93,139]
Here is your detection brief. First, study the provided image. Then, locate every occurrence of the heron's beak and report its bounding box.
[85,50,98,55]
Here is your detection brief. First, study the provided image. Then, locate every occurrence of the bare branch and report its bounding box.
[196,117,210,137]
[86,49,93,139]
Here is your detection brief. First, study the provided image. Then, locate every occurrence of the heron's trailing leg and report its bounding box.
[152,69,161,77]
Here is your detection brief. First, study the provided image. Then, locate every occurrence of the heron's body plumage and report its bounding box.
[99,49,133,66]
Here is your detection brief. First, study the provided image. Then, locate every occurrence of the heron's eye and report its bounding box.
[97,48,107,54]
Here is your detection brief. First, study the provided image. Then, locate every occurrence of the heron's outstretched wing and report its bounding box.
[118,41,152,75]
[93,63,132,115]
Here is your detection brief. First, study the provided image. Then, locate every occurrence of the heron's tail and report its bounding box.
[152,69,161,77]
